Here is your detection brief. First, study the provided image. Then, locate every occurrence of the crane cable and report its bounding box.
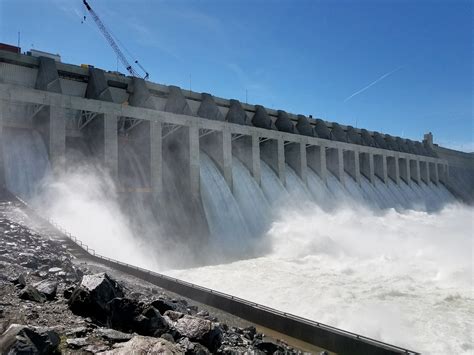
[81,0,149,79]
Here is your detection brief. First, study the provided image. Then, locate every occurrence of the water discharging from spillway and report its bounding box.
[2,127,471,354]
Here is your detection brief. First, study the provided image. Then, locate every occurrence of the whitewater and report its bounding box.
[166,203,473,355]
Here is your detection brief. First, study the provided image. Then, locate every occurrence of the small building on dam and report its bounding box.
[0,45,473,245]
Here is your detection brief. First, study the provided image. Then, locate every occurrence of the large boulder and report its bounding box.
[0,324,60,354]
[19,285,46,303]
[174,315,223,352]
[98,336,181,354]
[68,273,123,321]
[149,298,178,314]
[106,298,169,337]
[134,306,169,337]
[106,297,141,332]
[33,280,58,300]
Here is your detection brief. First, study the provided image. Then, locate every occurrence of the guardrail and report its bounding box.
[13,194,420,355]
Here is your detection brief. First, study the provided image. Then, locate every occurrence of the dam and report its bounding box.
[0,47,473,353]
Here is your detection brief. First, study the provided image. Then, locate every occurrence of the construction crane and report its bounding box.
[82,0,149,79]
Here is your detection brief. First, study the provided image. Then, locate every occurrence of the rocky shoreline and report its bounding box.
[0,198,304,354]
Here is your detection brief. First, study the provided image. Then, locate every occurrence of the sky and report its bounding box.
[0,0,472,151]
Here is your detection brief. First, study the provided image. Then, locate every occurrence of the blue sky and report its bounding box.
[1,0,472,151]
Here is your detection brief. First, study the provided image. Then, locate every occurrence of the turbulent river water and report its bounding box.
[166,204,473,355]
[3,127,473,354]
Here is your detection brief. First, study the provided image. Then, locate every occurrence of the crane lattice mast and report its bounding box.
[82,0,149,79]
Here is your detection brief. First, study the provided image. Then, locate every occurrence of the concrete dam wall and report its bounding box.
[0,49,472,261]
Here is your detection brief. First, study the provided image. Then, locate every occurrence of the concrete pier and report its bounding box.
[326,147,344,185]
[374,155,388,183]
[387,156,400,185]
[360,152,375,183]
[307,145,327,183]
[0,102,4,188]
[261,138,285,185]
[285,141,307,184]
[399,158,410,185]
[343,150,361,184]
[410,160,420,184]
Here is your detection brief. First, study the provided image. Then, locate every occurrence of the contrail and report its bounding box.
[344,66,403,102]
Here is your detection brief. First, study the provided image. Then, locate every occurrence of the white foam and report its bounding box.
[166,204,474,354]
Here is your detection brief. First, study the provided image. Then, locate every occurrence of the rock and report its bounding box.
[69,273,124,321]
[33,280,58,300]
[10,273,27,288]
[174,315,223,352]
[98,336,181,354]
[134,306,169,337]
[164,310,184,321]
[254,340,284,353]
[84,344,109,353]
[160,333,175,343]
[96,328,133,342]
[66,326,88,337]
[196,310,209,317]
[0,324,60,354]
[48,267,62,274]
[106,297,141,332]
[149,298,177,314]
[19,285,46,303]
[243,325,257,340]
[66,337,89,348]
[63,285,75,299]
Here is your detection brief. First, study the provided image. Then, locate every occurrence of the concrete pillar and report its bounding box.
[277,138,285,185]
[387,155,400,185]
[343,150,360,184]
[326,147,344,185]
[150,121,162,198]
[200,129,232,190]
[0,102,5,188]
[420,160,429,184]
[189,125,200,197]
[222,129,233,190]
[410,159,420,184]
[399,158,410,185]
[307,145,327,183]
[252,135,261,185]
[429,162,439,185]
[360,152,374,183]
[438,163,446,184]
[261,138,285,185]
[32,105,66,176]
[354,151,361,185]
[49,106,66,175]
[104,113,118,179]
[374,154,387,183]
[233,134,260,186]
[285,142,307,184]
